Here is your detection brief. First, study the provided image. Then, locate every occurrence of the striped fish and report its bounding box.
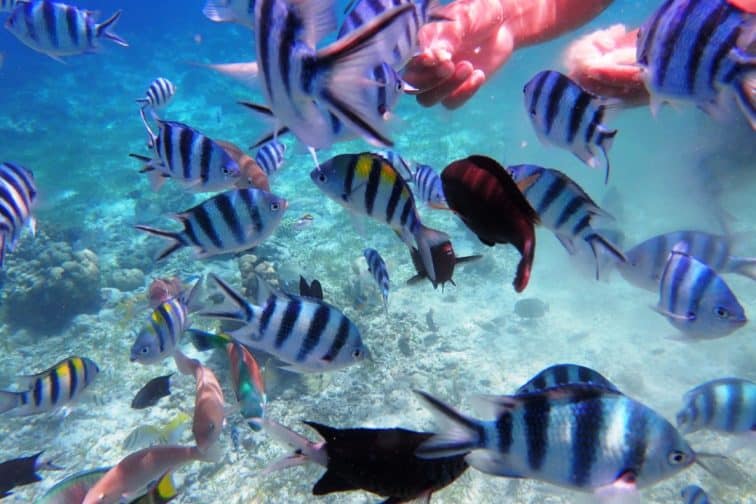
[618,230,756,292]
[130,281,202,365]
[137,77,176,112]
[637,0,756,129]
[312,153,451,286]
[516,363,619,395]
[203,0,255,28]
[4,1,127,62]
[0,0,17,13]
[363,248,390,314]
[200,274,369,373]
[415,384,696,494]
[656,242,747,339]
[252,0,414,149]
[0,357,100,416]
[523,70,618,184]
[507,164,625,278]
[681,485,710,504]
[227,342,266,430]
[136,188,286,261]
[0,162,37,268]
[676,378,756,434]
[409,163,447,210]
[255,139,286,176]
[122,412,191,451]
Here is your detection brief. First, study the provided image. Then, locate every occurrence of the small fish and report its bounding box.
[618,230,756,292]
[137,78,176,114]
[255,139,286,176]
[122,412,191,451]
[214,139,270,192]
[637,0,756,129]
[200,274,368,373]
[409,163,447,209]
[513,298,549,320]
[441,155,538,292]
[313,153,451,286]
[292,213,315,231]
[130,281,202,365]
[34,468,109,504]
[136,188,287,261]
[508,164,625,278]
[0,357,100,416]
[131,373,174,409]
[203,0,255,28]
[129,121,241,193]
[515,363,619,394]
[0,162,37,267]
[192,364,226,457]
[147,277,185,309]
[4,1,127,62]
[676,377,756,435]
[82,445,200,504]
[0,0,17,13]
[363,248,389,313]
[655,242,747,339]
[257,417,468,503]
[681,484,711,504]
[406,241,482,289]
[523,70,618,183]
[0,452,61,498]
[228,342,266,430]
[416,382,697,497]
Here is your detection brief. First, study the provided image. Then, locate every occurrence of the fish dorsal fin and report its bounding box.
[671,240,690,256]
[289,0,338,47]
[312,470,359,495]
[516,364,621,395]
[299,276,324,300]
[303,420,339,441]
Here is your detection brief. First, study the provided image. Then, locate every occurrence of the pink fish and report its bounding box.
[82,445,199,504]
[192,364,225,458]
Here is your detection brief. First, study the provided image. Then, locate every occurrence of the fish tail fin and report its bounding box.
[238,101,290,148]
[134,225,186,261]
[0,390,21,414]
[727,256,756,281]
[203,1,240,24]
[181,276,204,313]
[585,232,627,280]
[413,224,451,285]
[596,126,617,185]
[145,470,177,504]
[95,10,128,47]
[188,328,232,352]
[315,3,415,147]
[413,390,484,458]
[514,234,536,293]
[199,273,257,323]
[255,417,326,472]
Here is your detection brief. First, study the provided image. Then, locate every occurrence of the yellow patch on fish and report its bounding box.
[354,154,374,181]
[70,357,85,374]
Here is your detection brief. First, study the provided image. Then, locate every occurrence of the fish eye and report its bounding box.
[352,348,362,359]
[396,81,403,91]
[317,173,327,183]
[270,202,280,211]
[140,346,149,354]
[714,306,730,319]
[667,450,687,465]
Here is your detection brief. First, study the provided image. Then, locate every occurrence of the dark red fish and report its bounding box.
[441,155,539,292]
[406,241,482,289]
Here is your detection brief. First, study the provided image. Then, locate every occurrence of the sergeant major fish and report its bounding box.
[655,242,747,340]
[312,153,451,286]
[255,139,286,176]
[681,484,711,504]
[523,70,618,184]
[137,77,176,132]
[136,188,287,261]
[408,163,447,209]
[363,248,390,314]
[0,162,37,267]
[0,0,17,13]
[618,230,756,292]
[0,357,100,416]
[4,1,127,62]
[637,0,756,129]
[515,363,619,394]
[200,274,369,373]
[676,377,756,435]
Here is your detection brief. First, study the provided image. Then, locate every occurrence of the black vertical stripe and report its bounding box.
[81,358,89,386]
[711,25,740,86]
[179,126,194,181]
[68,359,78,399]
[654,2,690,89]
[296,304,330,362]
[259,297,277,335]
[199,137,213,186]
[65,5,78,48]
[526,71,549,115]
[85,11,93,47]
[241,189,264,233]
[42,0,57,48]
[398,197,413,227]
[193,205,223,249]
[684,2,724,94]
[584,107,603,144]
[701,385,716,425]
[0,185,25,223]
[554,365,569,387]
[567,91,592,143]
[555,197,583,230]
[620,401,648,480]
[543,73,569,135]
[322,315,350,362]
[258,0,275,97]
[577,366,592,384]
[24,2,38,43]
[524,395,550,470]
[571,214,591,236]
[215,193,244,244]
[495,411,513,453]
[570,394,604,486]
[33,377,43,407]
[343,157,356,200]
[183,216,201,247]
[50,367,60,405]
[724,382,742,431]
[667,254,691,314]
[274,300,302,349]
[385,173,404,222]
[364,157,382,216]
[159,304,175,344]
[279,13,299,99]
[535,172,564,215]
[366,0,385,15]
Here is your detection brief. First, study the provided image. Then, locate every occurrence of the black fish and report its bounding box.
[260,418,468,503]
[131,373,173,409]
[0,451,60,498]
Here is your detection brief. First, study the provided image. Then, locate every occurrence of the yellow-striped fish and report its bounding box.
[123,412,191,451]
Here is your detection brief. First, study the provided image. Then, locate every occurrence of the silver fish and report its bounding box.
[0,162,37,267]
[676,378,756,435]
[255,139,286,176]
[363,247,389,314]
[681,484,711,504]
[137,77,176,112]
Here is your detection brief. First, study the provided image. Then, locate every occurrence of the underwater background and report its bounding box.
[0,0,754,502]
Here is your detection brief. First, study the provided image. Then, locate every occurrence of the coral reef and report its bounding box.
[106,267,145,292]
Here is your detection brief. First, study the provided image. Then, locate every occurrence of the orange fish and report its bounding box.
[215,139,270,191]
[192,364,225,457]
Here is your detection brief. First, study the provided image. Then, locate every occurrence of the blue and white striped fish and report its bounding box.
[130,281,202,365]
[203,0,255,28]
[312,153,451,286]
[681,485,710,504]
[130,121,242,193]
[252,0,414,149]
[201,274,369,373]
[0,162,37,268]
[363,248,390,313]
[4,1,127,62]
[523,70,618,184]
[415,383,696,496]
[0,0,17,13]
[255,139,286,176]
[507,164,625,277]
[516,363,619,395]
[676,378,756,435]
[409,163,447,209]
[137,77,176,112]
[136,188,287,261]
[656,242,747,340]
[637,0,756,129]
[618,230,756,292]
[0,357,100,416]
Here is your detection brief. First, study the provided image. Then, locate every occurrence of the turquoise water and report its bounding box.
[0,0,754,502]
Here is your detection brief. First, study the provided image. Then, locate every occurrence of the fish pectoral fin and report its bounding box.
[312,470,359,495]
[464,450,524,478]
[650,305,695,321]
[555,233,577,254]
[591,471,640,504]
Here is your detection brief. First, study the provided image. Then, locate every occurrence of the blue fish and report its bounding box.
[523,70,618,184]
[203,0,255,28]
[410,163,447,209]
[0,0,18,13]
[676,377,756,435]
[681,484,710,504]
[4,1,127,62]
[137,77,176,112]
[516,363,620,394]
[363,248,390,314]
[255,139,286,176]
[637,0,756,129]
[655,242,747,339]
[0,162,37,267]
